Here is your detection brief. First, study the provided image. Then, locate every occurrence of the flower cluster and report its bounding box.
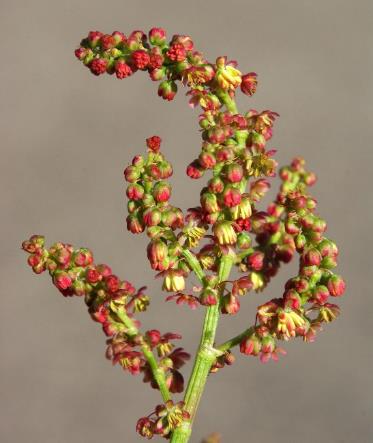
[137,400,190,439]
[238,157,345,362]
[21,235,190,392]
[21,27,346,443]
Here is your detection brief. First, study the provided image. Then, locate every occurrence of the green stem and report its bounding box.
[115,306,171,402]
[141,343,171,402]
[170,255,234,443]
[182,249,205,283]
[216,90,238,114]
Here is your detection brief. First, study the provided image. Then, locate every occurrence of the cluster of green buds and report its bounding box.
[21,27,346,443]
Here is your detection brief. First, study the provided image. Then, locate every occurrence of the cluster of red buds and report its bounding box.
[22,235,190,392]
[137,400,190,439]
[22,27,346,443]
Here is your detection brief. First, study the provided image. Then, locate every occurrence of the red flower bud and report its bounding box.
[158,80,177,101]
[105,274,120,293]
[146,135,162,153]
[90,58,108,76]
[86,267,101,284]
[126,183,145,201]
[101,34,116,50]
[247,251,265,271]
[199,152,216,169]
[146,329,161,346]
[223,186,242,207]
[225,163,244,183]
[115,60,133,79]
[87,31,103,48]
[96,264,112,278]
[312,285,330,304]
[73,248,93,267]
[149,27,167,46]
[112,31,126,45]
[201,192,220,213]
[147,240,169,271]
[167,43,187,62]
[74,47,87,60]
[200,288,218,306]
[207,177,224,194]
[153,181,171,202]
[240,72,258,96]
[131,50,150,69]
[216,147,234,162]
[186,160,204,179]
[126,214,145,234]
[143,207,162,226]
[53,271,72,291]
[124,165,141,183]
[240,333,261,356]
[171,34,194,51]
[149,67,166,81]
[221,293,240,315]
[303,248,322,266]
[327,275,346,297]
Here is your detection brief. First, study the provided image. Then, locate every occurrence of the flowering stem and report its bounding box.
[182,249,205,283]
[116,307,171,402]
[170,255,234,443]
[141,343,171,402]
[216,90,238,114]
[216,327,254,353]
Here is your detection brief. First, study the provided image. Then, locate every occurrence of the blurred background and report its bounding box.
[1,0,372,442]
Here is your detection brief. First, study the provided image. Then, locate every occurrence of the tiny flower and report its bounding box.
[53,270,73,291]
[153,181,171,203]
[147,240,169,271]
[101,34,116,50]
[240,72,258,96]
[162,270,185,292]
[149,27,167,46]
[87,31,103,48]
[222,186,242,207]
[247,251,265,271]
[311,285,330,304]
[126,183,145,201]
[319,303,341,322]
[158,80,177,101]
[240,332,261,356]
[200,287,218,306]
[327,274,346,297]
[143,207,162,227]
[221,293,240,314]
[225,163,244,183]
[90,58,108,76]
[115,60,133,79]
[167,43,186,62]
[146,135,162,152]
[213,221,237,245]
[112,31,126,45]
[215,56,242,91]
[186,160,204,179]
[131,49,150,69]
[201,192,220,213]
[127,214,145,234]
[145,329,161,347]
[136,417,155,439]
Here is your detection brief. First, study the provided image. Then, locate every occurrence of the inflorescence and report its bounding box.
[22,27,346,441]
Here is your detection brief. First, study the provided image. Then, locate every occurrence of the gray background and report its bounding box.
[1,0,372,442]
